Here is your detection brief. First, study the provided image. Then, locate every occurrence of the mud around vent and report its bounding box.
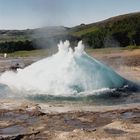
[0,101,140,140]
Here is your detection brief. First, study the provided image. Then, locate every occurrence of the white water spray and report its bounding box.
[0,40,126,96]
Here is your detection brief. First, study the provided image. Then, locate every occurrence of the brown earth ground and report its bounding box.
[0,48,140,140]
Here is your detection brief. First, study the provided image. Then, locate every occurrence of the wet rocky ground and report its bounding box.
[0,57,41,73]
[0,101,140,140]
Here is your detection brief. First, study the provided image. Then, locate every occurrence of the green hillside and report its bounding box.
[0,12,139,53]
[70,12,140,48]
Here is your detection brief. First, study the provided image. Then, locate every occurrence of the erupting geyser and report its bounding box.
[0,40,128,96]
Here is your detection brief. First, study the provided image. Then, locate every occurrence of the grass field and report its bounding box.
[4,49,48,57]
[71,27,99,37]
[0,46,139,58]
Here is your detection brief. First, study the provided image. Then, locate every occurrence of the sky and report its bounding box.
[0,0,139,29]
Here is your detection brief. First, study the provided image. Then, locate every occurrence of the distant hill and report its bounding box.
[0,26,68,42]
[70,12,140,48]
[0,12,139,53]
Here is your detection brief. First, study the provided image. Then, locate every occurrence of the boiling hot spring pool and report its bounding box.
[0,41,140,105]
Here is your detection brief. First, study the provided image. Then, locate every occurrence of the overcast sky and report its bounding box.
[0,0,139,29]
